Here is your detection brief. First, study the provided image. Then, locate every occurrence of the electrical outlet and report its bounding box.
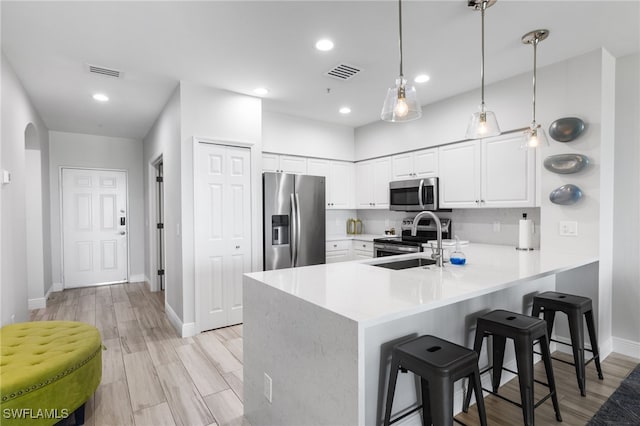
[493,221,501,232]
[264,373,272,403]
[559,221,578,236]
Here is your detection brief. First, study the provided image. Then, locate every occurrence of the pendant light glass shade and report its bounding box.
[521,29,550,150]
[381,78,421,122]
[381,0,422,123]
[466,105,500,139]
[466,0,500,139]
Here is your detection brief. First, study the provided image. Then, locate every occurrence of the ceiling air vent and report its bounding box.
[86,64,122,79]
[324,63,361,81]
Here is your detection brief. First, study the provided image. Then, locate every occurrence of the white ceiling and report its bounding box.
[2,1,639,140]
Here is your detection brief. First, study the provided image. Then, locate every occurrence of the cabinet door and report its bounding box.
[414,148,438,177]
[307,159,331,207]
[372,157,391,208]
[438,141,480,208]
[280,155,307,174]
[391,153,415,180]
[262,153,280,172]
[330,161,355,209]
[355,161,374,208]
[482,134,535,207]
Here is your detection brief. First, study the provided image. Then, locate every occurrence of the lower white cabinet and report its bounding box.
[352,240,374,259]
[325,240,351,263]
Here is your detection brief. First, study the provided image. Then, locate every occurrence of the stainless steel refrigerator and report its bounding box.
[263,172,326,270]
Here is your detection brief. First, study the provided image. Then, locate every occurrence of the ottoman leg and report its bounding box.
[74,403,86,426]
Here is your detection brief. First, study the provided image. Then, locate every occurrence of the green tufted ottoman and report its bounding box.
[0,321,102,426]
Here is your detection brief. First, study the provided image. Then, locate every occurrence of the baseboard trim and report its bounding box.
[52,282,63,292]
[28,297,47,310]
[164,301,197,338]
[612,337,640,359]
[129,274,145,283]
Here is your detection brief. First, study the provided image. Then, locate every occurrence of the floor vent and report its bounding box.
[86,64,122,79]
[324,63,361,81]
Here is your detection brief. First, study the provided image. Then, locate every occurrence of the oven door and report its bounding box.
[374,243,421,258]
[389,177,438,211]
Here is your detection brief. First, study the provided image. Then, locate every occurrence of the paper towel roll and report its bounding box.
[518,219,534,250]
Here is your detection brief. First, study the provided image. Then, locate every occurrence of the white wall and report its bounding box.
[143,86,182,320]
[1,53,50,324]
[48,131,145,286]
[263,110,354,161]
[179,81,262,328]
[612,52,640,356]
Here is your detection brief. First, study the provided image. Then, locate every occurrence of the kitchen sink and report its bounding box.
[371,257,436,270]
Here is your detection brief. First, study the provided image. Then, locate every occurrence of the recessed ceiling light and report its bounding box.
[414,74,430,83]
[315,39,334,51]
[92,93,109,102]
[253,87,269,96]
[339,107,351,114]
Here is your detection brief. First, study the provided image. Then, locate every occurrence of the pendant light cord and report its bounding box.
[398,0,404,78]
[531,36,538,124]
[480,0,486,111]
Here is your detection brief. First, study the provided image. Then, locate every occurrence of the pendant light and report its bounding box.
[521,29,550,149]
[381,0,422,122]
[465,0,501,139]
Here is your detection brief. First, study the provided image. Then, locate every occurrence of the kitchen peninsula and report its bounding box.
[243,244,599,426]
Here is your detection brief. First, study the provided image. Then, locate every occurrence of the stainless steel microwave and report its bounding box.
[389,177,439,211]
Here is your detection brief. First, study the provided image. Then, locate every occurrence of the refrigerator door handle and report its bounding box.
[294,193,302,266]
[290,193,298,266]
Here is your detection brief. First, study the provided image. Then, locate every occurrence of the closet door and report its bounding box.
[196,143,251,331]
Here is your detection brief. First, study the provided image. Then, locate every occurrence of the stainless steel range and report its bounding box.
[373,217,451,257]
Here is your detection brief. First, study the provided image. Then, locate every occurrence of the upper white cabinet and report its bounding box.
[391,148,438,180]
[438,134,535,208]
[356,157,391,209]
[307,159,355,209]
[262,153,307,174]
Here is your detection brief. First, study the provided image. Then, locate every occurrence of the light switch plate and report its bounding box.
[559,221,578,236]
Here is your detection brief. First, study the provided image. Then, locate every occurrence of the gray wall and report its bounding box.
[613,52,640,350]
[1,53,50,324]
[48,131,145,285]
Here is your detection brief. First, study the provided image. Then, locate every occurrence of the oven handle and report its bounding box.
[418,179,425,209]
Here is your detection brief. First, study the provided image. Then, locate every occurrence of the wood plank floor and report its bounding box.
[30,283,638,426]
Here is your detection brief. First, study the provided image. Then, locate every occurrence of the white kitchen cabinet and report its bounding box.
[325,240,351,263]
[438,134,535,208]
[352,240,373,259]
[391,148,438,180]
[262,153,307,174]
[307,159,355,209]
[356,157,391,209]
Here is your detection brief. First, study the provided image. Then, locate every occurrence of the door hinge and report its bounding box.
[157,269,165,276]
[157,223,164,229]
[156,176,163,183]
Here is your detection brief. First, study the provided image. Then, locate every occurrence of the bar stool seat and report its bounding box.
[463,310,562,426]
[384,335,487,426]
[532,291,604,396]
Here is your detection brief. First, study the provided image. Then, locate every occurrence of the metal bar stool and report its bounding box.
[532,291,604,396]
[462,310,562,426]
[384,335,487,426]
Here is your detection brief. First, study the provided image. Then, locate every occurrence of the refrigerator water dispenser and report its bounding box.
[271,215,289,245]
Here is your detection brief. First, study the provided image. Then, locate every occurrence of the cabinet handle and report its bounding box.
[481,199,485,203]
[362,244,366,248]
[333,244,337,248]
[235,245,240,249]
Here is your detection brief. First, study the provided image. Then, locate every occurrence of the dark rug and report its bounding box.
[587,363,640,425]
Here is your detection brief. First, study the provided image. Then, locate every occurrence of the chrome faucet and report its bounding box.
[411,210,443,267]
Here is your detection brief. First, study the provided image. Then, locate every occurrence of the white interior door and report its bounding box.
[62,168,128,288]
[197,143,251,331]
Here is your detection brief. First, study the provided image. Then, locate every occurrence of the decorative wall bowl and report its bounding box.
[543,154,589,174]
[549,117,585,142]
[549,184,583,205]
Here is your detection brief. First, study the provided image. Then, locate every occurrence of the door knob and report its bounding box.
[235,245,240,249]
[119,231,126,235]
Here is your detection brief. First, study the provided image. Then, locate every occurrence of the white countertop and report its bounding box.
[244,244,598,328]
[326,233,390,242]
